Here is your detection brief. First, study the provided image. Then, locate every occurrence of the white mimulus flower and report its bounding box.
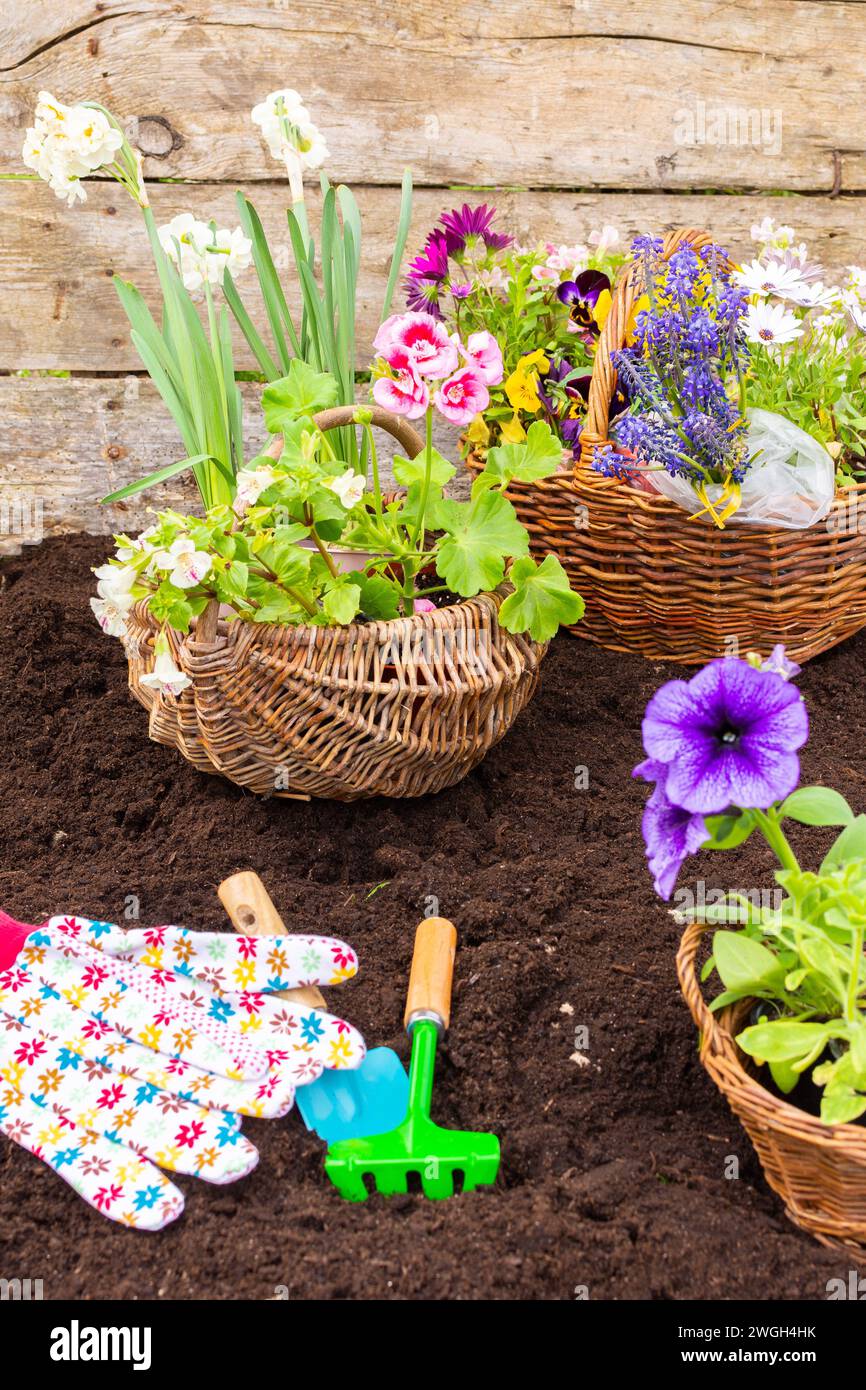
[744,300,804,346]
[152,536,212,588]
[90,595,130,638]
[589,224,620,255]
[158,214,252,294]
[251,89,329,201]
[325,471,366,509]
[233,464,281,514]
[734,258,810,299]
[115,524,160,563]
[93,562,138,608]
[140,642,191,698]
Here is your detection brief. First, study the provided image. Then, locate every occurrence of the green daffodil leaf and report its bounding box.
[497,554,584,641]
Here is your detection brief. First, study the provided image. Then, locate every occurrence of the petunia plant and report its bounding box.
[405,206,623,454]
[636,649,866,1125]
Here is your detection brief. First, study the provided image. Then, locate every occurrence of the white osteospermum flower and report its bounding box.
[744,300,804,346]
[152,536,212,588]
[140,646,191,698]
[734,258,810,299]
[750,217,797,252]
[842,290,866,334]
[786,280,840,310]
[233,464,280,514]
[325,472,366,509]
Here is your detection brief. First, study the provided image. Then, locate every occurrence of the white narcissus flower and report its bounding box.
[140,639,192,698]
[158,214,252,294]
[325,472,366,509]
[251,89,329,200]
[233,464,281,514]
[22,92,123,206]
[152,537,212,588]
[744,300,804,346]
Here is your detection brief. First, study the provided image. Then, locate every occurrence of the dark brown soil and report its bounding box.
[1,534,864,1301]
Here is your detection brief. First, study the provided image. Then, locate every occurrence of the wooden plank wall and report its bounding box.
[0,1,863,549]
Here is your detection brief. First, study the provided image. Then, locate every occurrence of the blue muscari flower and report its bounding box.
[208,997,235,1024]
[300,1011,325,1045]
[134,1185,162,1211]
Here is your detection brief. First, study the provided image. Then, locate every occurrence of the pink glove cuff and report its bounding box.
[0,911,41,971]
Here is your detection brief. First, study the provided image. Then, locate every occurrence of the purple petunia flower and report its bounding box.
[761,644,801,681]
[640,658,809,815]
[633,761,710,900]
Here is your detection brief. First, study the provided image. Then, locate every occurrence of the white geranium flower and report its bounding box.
[158,214,252,294]
[251,89,329,201]
[744,300,804,346]
[325,471,366,509]
[140,644,191,698]
[152,536,212,588]
[233,464,281,514]
[734,258,810,299]
[589,224,620,255]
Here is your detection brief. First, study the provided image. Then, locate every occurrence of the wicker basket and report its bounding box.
[469,227,866,665]
[124,406,547,801]
[677,919,866,1253]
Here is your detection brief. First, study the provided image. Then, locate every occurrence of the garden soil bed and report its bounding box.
[2,534,864,1301]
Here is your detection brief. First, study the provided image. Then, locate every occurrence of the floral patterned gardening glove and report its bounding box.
[0,912,364,1231]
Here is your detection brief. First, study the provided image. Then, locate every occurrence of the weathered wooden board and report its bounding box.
[1,1,863,191]
[2,182,861,371]
[0,376,464,553]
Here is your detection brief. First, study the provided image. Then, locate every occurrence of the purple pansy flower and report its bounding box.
[557,269,611,337]
[640,658,809,815]
[634,761,710,899]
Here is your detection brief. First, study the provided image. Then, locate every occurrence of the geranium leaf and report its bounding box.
[262,360,339,431]
[436,491,528,597]
[497,554,584,641]
[322,581,362,625]
[391,449,456,490]
[478,419,563,492]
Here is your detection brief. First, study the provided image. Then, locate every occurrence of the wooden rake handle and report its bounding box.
[404,917,457,1036]
[218,870,326,1009]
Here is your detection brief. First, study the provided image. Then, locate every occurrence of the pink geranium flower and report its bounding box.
[374,311,458,380]
[460,330,504,386]
[372,349,430,419]
[433,366,490,426]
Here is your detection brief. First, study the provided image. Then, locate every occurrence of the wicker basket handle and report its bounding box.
[264,404,425,462]
[578,227,732,472]
[675,917,723,1045]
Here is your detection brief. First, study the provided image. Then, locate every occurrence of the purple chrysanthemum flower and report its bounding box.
[640,658,809,815]
[633,760,710,899]
[438,203,512,253]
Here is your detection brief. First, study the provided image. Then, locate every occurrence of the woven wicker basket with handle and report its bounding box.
[469,228,866,665]
[124,405,547,801]
[677,919,866,1253]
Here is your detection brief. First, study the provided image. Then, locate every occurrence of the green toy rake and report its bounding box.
[324,917,501,1201]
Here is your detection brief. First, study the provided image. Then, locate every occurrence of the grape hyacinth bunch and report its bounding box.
[595,237,751,491]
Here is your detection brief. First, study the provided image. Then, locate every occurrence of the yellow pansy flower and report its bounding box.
[504,349,549,414]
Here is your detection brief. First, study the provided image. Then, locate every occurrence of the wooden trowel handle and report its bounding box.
[218,871,326,1010]
[404,917,457,1036]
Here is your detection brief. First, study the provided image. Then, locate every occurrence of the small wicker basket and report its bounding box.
[124,406,547,801]
[470,227,866,665]
[677,919,866,1253]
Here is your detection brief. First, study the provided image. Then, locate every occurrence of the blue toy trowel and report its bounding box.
[218,873,409,1143]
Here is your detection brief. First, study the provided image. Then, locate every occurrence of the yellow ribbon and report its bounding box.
[688,479,742,529]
